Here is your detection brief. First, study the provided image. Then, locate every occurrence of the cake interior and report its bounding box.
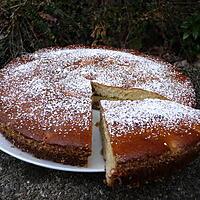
[100,111,116,186]
[91,82,167,109]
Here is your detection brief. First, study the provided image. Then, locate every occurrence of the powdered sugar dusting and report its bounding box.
[0,78,92,133]
[101,99,200,137]
[0,47,196,135]
[33,47,195,106]
[2,47,195,105]
[0,53,92,133]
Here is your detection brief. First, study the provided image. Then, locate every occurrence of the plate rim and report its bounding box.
[0,132,105,173]
[0,110,105,173]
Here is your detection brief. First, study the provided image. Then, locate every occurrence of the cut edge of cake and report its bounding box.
[91,82,168,109]
[100,110,116,186]
[100,99,200,186]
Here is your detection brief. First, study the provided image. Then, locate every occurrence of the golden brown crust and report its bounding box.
[107,129,200,186]
[0,123,91,166]
[0,95,92,160]
[108,143,200,186]
[111,127,200,163]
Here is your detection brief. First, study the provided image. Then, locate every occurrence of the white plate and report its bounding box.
[0,110,105,172]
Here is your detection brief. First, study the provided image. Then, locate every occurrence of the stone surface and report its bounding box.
[0,151,200,200]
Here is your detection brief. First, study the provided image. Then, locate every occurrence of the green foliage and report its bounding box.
[181,13,200,60]
[0,0,199,66]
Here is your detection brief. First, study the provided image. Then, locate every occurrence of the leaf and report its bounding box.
[192,27,199,40]
[183,32,190,40]
[192,31,199,40]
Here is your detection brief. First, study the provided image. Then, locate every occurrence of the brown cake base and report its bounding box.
[0,124,91,167]
[100,118,200,187]
[107,146,200,187]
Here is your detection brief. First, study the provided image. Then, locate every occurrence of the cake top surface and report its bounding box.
[0,46,197,143]
[100,99,200,138]
[0,46,196,107]
[101,99,200,162]
[0,54,92,145]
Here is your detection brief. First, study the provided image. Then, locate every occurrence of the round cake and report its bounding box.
[0,45,198,186]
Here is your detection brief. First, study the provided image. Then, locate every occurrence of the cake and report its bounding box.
[0,45,197,172]
[100,99,200,186]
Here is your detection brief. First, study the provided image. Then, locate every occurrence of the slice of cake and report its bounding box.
[100,99,200,186]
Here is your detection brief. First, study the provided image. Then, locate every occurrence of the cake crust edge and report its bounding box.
[0,124,91,166]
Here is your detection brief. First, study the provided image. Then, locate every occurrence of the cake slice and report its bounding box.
[100,99,200,186]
